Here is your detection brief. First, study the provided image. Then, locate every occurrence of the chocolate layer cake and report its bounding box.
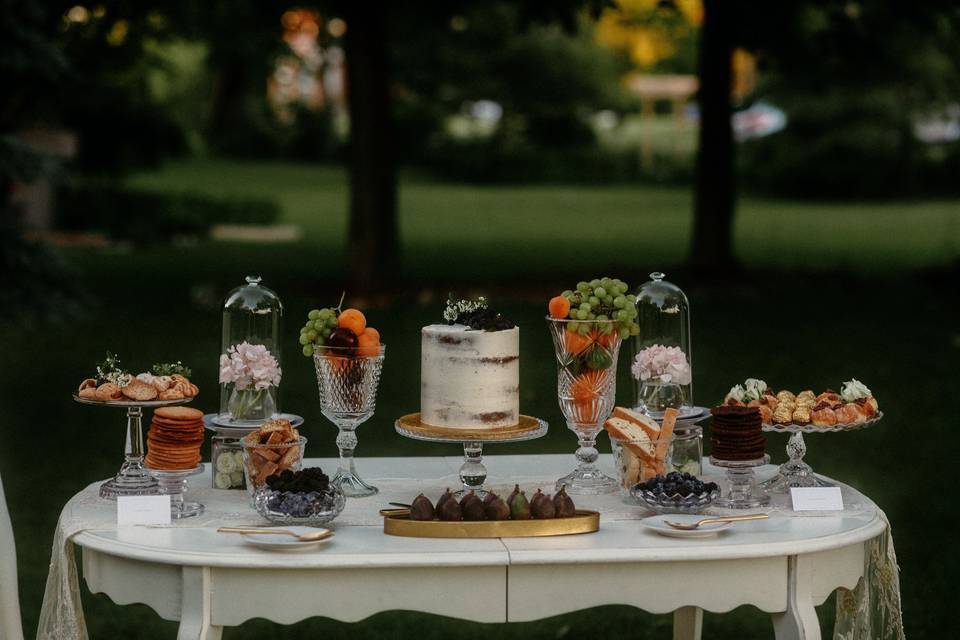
[710,405,766,461]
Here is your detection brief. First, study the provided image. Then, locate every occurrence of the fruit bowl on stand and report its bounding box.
[395,414,548,499]
[73,395,193,500]
[313,344,385,497]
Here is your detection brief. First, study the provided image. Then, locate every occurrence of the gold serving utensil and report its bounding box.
[664,513,769,530]
[217,527,333,541]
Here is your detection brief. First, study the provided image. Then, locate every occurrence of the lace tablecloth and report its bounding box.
[37,456,903,640]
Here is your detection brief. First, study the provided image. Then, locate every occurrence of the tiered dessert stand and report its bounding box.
[761,413,883,492]
[395,414,548,498]
[73,395,193,499]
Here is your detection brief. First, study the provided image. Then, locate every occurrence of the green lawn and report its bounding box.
[2,160,958,638]
[127,159,960,275]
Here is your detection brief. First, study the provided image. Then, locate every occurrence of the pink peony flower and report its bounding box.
[219,342,282,390]
[631,344,691,386]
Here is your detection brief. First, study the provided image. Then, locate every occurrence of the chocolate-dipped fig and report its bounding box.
[553,485,576,518]
[484,496,511,520]
[435,488,454,516]
[437,496,462,521]
[509,490,531,520]
[530,489,556,519]
[482,491,499,505]
[462,497,487,521]
[506,484,521,508]
[409,494,435,521]
[459,490,480,510]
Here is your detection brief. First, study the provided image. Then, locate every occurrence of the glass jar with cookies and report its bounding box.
[219,276,284,425]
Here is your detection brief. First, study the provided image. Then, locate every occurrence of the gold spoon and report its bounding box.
[664,513,769,530]
[217,527,333,541]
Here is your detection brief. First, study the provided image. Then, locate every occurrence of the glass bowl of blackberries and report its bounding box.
[631,471,720,513]
[253,467,346,525]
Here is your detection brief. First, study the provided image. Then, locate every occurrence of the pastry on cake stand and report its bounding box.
[74,395,193,499]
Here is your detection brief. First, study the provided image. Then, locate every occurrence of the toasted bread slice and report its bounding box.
[278,445,300,468]
[260,419,293,434]
[251,447,281,462]
[604,417,657,463]
[611,406,661,440]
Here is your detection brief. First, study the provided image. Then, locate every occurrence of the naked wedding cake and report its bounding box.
[420,297,519,429]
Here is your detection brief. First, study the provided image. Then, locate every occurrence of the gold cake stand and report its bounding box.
[395,413,548,498]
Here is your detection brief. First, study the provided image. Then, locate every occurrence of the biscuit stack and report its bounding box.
[145,406,205,470]
[709,406,766,461]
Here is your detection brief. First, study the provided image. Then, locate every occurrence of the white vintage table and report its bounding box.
[67,455,886,640]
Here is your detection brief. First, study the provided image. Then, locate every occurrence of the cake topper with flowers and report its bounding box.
[444,294,515,331]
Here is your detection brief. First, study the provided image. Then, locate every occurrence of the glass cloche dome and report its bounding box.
[218,276,284,425]
[631,272,694,418]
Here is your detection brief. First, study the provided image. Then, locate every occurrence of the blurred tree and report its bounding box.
[340,0,613,291]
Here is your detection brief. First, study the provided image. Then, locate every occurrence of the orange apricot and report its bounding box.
[362,326,380,342]
[548,296,571,319]
[356,332,381,358]
[564,329,594,356]
[338,308,367,336]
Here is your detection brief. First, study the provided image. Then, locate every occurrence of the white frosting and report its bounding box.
[420,324,519,429]
[841,379,871,402]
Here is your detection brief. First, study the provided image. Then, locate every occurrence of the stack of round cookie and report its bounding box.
[709,405,766,461]
[145,406,205,470]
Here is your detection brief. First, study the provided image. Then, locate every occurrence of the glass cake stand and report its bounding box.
[395,413,548,499]
[709,454,771,509]
[148,464,205,519]
[761,412,883,493]
[73,395,193,500]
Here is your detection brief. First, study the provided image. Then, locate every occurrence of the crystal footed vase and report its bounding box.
[547,318,622,494]
[313,345,385,497]
[637,378,687,419]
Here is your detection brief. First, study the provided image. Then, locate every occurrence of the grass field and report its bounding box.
[2,159,959,638]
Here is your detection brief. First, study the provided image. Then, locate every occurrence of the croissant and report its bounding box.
[811,404,838,427]
[792,406,812,424]
[815,391,842,408]
[834,404,862,425]
[860,396,879,416]
[758,404,774,424]
[853,398,877,419]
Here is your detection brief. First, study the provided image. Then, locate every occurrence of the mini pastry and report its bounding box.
[776,390,796,404]
[797,390,815,403]
[834,403,862,424]
[773,404,794,424]
[815,391,842,408]
[78,387,98,399]
[78,378,97,392]
[853,398,877,418]
[811,403,838,426]
[122,379,158,401]
[95,382,122,401]
[758,404,774,423]
[796,396,816,409]
[791,406,812,424]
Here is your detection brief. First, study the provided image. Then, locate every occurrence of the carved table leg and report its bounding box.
[673,606,703,640]
[178,567,223,640]
[772,555,820,640]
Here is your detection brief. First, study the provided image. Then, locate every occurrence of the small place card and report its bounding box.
[117,495,171,526]
[790,487,843,512]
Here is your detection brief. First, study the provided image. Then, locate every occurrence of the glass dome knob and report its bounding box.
[650,272,665,281]
[246,275,262,286]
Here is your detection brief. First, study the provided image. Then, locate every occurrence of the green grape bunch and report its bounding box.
[560,277,640,339]
[298,307,339,357]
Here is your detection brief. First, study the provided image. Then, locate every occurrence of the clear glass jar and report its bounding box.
[670,425,703,476]
[211,436,246,489]
[631,272,694,418]
[218,276,284,425]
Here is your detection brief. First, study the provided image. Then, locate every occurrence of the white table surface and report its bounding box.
[68,454,887,640]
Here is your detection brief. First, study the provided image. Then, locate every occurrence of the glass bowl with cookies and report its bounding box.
[604,406,679,502]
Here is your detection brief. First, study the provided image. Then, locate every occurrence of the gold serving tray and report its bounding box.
[382,509,600,538]
[396,413,544,441]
